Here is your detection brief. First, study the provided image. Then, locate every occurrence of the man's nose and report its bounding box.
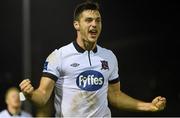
[91,20,97,27]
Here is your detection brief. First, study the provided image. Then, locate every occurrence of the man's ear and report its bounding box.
[73,21,80,31]
[5,99,8,105]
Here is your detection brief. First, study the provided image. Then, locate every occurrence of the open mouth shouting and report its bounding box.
[89,29,98,38]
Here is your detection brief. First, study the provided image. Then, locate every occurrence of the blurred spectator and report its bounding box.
[0,87,32,117]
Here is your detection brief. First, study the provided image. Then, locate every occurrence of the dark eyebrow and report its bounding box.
[85,16,101,20]
[86,17,93,19]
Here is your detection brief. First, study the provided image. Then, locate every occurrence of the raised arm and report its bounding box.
[108,82,166,112]
[19,77,55,106]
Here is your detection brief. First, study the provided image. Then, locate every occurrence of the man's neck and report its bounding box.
[76,37,96,51]
[7,106,20,116]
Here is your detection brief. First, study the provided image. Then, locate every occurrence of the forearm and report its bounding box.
[108,91,153,112]
[27,88,49,106]
[20,77,55,107]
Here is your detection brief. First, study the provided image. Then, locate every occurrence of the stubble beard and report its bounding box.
[83,38,96,51]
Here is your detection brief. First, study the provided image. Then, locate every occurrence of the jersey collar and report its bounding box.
[7,109,21,116]
[73,41,97,53]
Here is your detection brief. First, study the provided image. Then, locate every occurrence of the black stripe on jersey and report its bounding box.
[109,78,120,84]
[42,72,58,82]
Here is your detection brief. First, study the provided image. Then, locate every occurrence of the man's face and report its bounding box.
[6,90,21,108]
[75,10,102,43]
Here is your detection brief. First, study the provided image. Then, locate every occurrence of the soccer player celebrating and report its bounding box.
[19,1,166,117]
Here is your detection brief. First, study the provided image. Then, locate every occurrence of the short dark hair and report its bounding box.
[74,1,100,21]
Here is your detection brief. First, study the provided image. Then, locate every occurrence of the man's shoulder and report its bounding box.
[48,42,74,56]
[97,45,118,62]
[53,42,74,54]
[0,110,9,117]
[0,110,32,117]
[0,109,7,113]
[97,45,115,55]
[59,42,73,50]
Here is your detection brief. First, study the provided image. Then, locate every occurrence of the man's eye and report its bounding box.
[96,19,101,23]
[86,18,92,22]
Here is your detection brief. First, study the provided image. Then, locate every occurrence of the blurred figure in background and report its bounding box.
[0,87,32,117]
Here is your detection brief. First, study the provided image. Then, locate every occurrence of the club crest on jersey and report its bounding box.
[76,70,104,91]
[101,60,109,70]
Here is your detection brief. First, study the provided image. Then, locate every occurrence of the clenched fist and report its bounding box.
[19,79,34,97]
[150,96,166,111]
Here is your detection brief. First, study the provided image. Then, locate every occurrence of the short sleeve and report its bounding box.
[108,51,120,84]
[42,49,61,82]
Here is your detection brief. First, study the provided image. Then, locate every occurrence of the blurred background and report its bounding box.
[0,0,179,117]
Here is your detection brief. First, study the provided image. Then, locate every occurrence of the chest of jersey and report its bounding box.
[60,51,112,91]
